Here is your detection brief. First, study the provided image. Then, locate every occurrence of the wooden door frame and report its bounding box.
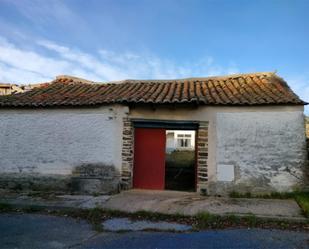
[132,119,199,130]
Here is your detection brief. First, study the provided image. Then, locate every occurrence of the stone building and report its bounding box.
[0,72,307,195]
[0,82,44,96]
[166,130,195,151]
[0,83,24,95]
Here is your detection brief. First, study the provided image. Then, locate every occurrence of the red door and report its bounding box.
[133,128,166,190]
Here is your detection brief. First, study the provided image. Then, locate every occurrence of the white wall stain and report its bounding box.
[216,111,307,192]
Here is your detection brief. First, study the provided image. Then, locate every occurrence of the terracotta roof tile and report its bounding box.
[0,72,306,107]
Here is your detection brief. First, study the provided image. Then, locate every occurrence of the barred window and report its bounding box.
[177,134,191,148]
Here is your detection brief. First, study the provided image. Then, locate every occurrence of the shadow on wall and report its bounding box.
[0,163,121,195]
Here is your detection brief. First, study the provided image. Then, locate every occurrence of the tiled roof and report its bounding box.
[0,72,306,107]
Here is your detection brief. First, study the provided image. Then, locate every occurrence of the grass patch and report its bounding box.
[229,191,252,198]
[195,212,259,229]
[195,212,222,229]
[133,210,187,221]
[52,207,105,232]
[243,214,257,227]
[229,191,296,199]
[294,193,309,218]
[0,202,13,212]
[50,208,195,232]
[22,205,44,213]
[86,208,104,232]
[194,211,307,230]
[0,202,308,232]
[166,150,195,168]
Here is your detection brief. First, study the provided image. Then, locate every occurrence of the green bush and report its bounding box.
[166,150,195,168]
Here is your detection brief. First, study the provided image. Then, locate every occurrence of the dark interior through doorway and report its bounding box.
[165,130,196,191]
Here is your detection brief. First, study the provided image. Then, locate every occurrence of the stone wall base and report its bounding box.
[71,177,120,194]
[0,173,120,195]
[0,173,72,193]
[206,181,306,197]
[72,163,121,194]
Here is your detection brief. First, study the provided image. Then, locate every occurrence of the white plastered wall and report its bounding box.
[0,103,306,193]
[216,110,307,192]
[129,105,306,192]
[0,105,129,175]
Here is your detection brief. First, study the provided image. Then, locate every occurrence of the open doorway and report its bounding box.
[165,130,196,191]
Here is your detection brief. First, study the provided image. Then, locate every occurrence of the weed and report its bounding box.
[229,191,301,200]
[229,191,252,198]
[294,192,309,218]
[76,208,104,231]
[87,207,103,223]
[268,192,295,199]
[0,203,13,212]
[0,200,308,232]
[195,212,221,229]
[51,207,105,232]
[92,222,103,232]
[226,214,241,224]
[133,210,186,221]
[243,214,257,227]
[22,205,44,213]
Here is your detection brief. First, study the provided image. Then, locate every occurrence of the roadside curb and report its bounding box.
[1,198,308,224]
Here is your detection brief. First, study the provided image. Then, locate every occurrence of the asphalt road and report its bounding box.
[0,213,308,249]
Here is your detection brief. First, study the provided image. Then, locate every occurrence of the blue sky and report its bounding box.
[0,0,308,113]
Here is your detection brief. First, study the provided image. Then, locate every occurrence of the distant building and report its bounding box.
[166,130,195,152]
[0,83,24,95]
[0,83,46,96]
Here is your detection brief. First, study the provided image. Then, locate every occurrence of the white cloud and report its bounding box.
[0,36,239,84]
[37,40,131,80]
[0,62,50,83]
[0,38,71,77]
